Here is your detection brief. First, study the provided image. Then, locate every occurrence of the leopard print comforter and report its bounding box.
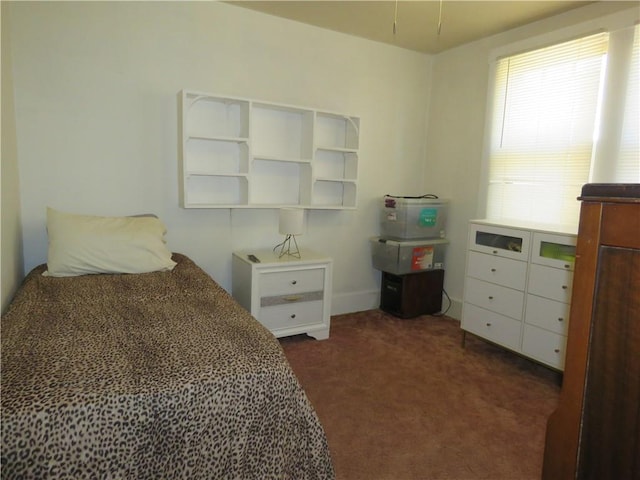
[1,254,334,479]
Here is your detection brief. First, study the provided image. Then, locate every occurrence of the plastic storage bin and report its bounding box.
[381,196,449,240]
[370,237,449,275]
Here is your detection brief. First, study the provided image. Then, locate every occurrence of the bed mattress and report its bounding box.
[1,253,334,479]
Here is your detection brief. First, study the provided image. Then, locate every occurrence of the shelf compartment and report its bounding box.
[250,159,312,206]
[184,175,248,207]
[253,154,312,165]
[185,138,249,174]
[183,92,249,139]
[251,104,313,161]
[315,112,359,150]
[312,180,356,208]
[314,149,358,180]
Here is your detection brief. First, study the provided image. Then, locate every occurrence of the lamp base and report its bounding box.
[274,234,301,258]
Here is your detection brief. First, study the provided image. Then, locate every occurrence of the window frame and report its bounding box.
[477,10,639,225]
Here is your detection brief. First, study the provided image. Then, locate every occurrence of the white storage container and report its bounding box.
[381,196,449,240]
[370,237,449,275]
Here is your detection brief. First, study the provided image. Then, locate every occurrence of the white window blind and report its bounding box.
[615,24,640,182]
[486,32,609,226]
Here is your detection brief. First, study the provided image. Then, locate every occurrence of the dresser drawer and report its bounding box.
[462,303,522,351]
[469,223,531,260]
[259,268,325,297]
[464,277,524,320]
[525,294,570,335]
[531,232,576,271]
[259,300,324,331]
[522,324,567,370]
[466,251,527,290]
[528,264,573,303]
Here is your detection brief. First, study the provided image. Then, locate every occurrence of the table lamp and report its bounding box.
[274,208,304,258]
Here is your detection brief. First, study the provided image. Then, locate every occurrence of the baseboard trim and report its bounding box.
[444,297,462,321]
[332,289,463,320]
[331,289,380,316]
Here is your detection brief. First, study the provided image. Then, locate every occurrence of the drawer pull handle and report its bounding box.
[488,296,494,300]
[492,250,498,255]
[490,268,497,272]
[486,322,492,327]
[564,264,571,269]
[562,285,568,290]
[283,295,302,302]
[290,314,296,319]
[554,348,560,353]
[557,317,564,322]
[291,280,297,285]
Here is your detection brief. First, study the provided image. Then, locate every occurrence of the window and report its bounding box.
[616,25,640,182]
[484,23,640,226]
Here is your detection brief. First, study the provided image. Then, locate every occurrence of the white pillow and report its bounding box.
[44,208,177,277]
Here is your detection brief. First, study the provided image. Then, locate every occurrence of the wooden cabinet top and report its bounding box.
[579,183,640,202]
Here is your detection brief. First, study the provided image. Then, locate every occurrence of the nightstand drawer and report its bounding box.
[525,294,570,335]
[259,268,325,297]
[261,290,323,307]
[466,251,527,290]
[260,300,324,331]
[522,324,567,370]
[463,277,524,320]
[462,303,522,350]
[528,264,573,303]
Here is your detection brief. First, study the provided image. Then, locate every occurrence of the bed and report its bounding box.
[1,210,334,479]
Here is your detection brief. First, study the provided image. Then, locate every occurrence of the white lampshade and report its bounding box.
[279,208,304,235]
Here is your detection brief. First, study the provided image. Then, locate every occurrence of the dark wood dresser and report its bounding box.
[542,183,640,480]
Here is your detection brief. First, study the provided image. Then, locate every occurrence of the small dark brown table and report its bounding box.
[380,269,444,318]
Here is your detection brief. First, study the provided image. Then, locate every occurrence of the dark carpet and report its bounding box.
[279,309,562,480]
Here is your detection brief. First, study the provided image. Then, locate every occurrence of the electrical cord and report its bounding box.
[432,288,452,317]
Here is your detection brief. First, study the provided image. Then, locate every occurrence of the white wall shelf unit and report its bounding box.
[179,90,360,209]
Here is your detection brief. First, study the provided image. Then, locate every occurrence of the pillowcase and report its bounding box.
[44,208,177,277]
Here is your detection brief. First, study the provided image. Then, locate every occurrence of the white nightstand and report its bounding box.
[232,249,333,340]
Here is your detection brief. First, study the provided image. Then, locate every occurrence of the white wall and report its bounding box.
[10,2,634,319]
[1,3,24,314]
[424,1,639,318]
[8,1,433,314]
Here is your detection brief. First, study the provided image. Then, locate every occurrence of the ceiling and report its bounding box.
[228,1,609,54]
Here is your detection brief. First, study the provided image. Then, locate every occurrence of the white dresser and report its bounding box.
[461,220,576,370]
[232,249,332,340]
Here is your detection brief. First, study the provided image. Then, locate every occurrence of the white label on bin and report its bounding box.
[386,212,397,221]
[412,246,434,271]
